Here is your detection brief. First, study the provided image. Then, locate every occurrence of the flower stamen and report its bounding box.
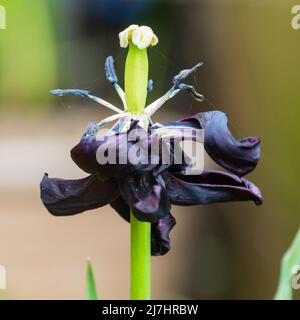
[105,56,127,110]
[49,89,123,114]
[145,62,204,117]
[97,112,130,128]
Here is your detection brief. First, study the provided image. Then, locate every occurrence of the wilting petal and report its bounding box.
[110,196,175,256]
[72,131,131,178]
[71,122,102,174]
[163,170,263,206]
[110,196,130,223]
[40,173,118,216]
[160,111,260,177]
[151,212,176,256]
[118,174,171,223]
[71,122,171,180]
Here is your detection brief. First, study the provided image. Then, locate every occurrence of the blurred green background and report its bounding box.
[0,0,299,299]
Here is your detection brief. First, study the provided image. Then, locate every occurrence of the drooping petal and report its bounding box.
[110,196,176,256]
[110,196,130,223]
[118,174,171,223]
[71,121,173,180]
[151,212,176,256]
[40,173,118,216]
[159,111,260,177]
[163,170,263,206]
[72,130,129,178]
[71,122,102,175]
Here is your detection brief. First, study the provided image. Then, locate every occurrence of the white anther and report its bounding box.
[119,25,158,49]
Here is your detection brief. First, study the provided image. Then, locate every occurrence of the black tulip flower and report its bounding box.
[40,55,262,256]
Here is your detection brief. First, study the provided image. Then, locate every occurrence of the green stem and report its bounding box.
[130,211,151,299]
[124,43,151,300]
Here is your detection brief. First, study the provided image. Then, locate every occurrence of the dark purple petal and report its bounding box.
[151,212,176,256]
[160,111,261,177]
[118,174,171,223]
[71,122,171,180]
[110,196,176,256]
[71,122,104,175]
[110,196,130,222]
[40,173,118,216]
[163,170,263,206]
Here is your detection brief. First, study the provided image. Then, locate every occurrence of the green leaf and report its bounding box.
[274,227,300,300]
[86,259,99,300]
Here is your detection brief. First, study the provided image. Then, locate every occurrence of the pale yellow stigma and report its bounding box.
[119,24,158,49]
